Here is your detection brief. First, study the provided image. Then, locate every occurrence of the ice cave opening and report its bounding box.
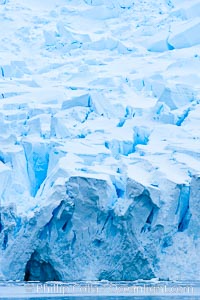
[24,251,61,281]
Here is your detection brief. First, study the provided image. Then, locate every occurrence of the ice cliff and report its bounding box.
[0,0,200,281]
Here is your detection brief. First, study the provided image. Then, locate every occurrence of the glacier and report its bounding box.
[0,0,200,282]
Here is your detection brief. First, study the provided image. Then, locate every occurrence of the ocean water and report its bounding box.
[1,297,200,300]
[0,281,199,299]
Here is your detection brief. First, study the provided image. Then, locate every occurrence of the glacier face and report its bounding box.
[0,0,200,281]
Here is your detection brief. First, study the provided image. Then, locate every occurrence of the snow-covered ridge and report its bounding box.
[0,0,200,281]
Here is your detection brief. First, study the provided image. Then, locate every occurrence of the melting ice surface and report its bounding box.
[0,0,200,283]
